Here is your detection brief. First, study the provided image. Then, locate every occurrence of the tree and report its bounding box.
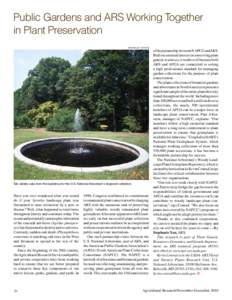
[65,50,148,131]
[15,57,71,117]
[126,50,149,131]
[14,50,149,132]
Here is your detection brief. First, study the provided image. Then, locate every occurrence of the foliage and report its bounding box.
[27,101,59,127]
[122,115,142,132]
[46,108,76,132]
[14,57,71,116]
[14,50,149,132]
[65,50,149,131]
[14,114,33,128]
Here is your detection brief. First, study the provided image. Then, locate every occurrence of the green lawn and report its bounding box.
[14,129,149,180]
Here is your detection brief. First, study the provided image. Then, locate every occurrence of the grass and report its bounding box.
[14,129,149,180]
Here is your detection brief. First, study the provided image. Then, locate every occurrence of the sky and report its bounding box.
[14,50,84,90]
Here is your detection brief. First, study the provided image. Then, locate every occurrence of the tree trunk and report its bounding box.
[112,108,117,131]
[137,101,142,129]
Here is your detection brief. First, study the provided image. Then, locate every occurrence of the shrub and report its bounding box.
[122,115,141,132]
[46,108,76,132]
[14,114,33,128]
[27,101,59,127]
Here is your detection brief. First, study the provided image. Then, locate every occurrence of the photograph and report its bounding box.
[14,49,149,180]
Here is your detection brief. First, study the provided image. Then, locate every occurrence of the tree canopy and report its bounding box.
[14,50,149,132]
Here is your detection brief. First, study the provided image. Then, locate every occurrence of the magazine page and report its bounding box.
[0,0,231,299]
